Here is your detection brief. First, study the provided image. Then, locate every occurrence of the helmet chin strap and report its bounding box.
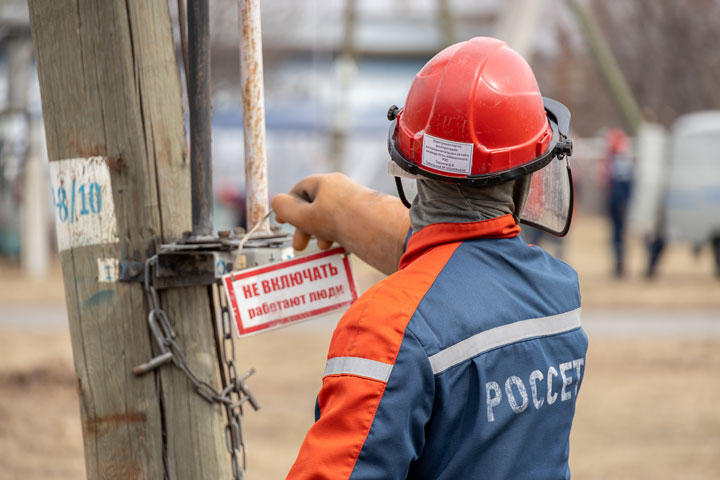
[511,174,533,223]
[395,177,413,209]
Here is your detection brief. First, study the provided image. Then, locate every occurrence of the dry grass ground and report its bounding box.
[1,327,719,479]
[0,213,719,479]
[0,331,82,479]
[570,339,720,480]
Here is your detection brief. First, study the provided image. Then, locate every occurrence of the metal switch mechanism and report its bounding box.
[120,228,293,289]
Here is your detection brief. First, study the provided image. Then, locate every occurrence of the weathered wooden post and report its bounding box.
[28,1,229,478]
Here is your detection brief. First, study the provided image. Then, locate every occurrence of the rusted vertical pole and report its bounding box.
[188,0,214,236]
[237,0,270,232]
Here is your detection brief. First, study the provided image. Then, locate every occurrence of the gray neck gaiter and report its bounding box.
[409,176,531,232]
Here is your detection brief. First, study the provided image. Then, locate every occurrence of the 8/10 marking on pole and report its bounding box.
[49,157,119,251]
[56,180,103,223]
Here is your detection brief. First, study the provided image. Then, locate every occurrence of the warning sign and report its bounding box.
[223,247,358,336]
[422,133,473,175]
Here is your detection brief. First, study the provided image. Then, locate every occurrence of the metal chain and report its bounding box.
[136,255,260,480]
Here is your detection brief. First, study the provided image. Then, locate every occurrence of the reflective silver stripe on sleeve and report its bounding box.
[323,356,394,383]
[429,308,582,375]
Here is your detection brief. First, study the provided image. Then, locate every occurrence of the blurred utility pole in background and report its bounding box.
[5,27,50,279]
[329,0,357,172]
[565,0,644,134]
[437,0,455,47]
[27,1,229,478]
[0,0,48,275]
[494,0,541,60]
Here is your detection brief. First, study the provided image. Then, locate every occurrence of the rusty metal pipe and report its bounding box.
[188,0,213,236]
[237,0,270,232]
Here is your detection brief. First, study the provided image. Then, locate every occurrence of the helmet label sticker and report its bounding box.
[422,133,473,175]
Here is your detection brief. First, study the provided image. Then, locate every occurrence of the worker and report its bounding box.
[273,37,587,479]
[603,128,634,277]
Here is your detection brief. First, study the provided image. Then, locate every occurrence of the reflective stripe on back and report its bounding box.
[428,308,582,375]
[323,356,394,382]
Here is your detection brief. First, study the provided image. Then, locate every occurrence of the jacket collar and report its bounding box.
[399,214,521,270]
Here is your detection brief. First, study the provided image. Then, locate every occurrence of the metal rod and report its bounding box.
[237,0,270,232]
[177,0,190,96]
[188,0,214,236]
[133,352,173,376]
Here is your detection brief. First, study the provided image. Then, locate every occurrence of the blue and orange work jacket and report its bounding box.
[288,214,588,479]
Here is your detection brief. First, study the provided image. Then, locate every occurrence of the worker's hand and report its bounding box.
[272,173,411,275]
[272,173,357,251]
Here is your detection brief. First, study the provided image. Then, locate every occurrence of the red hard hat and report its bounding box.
[607,128,629,153]
[388,37,572,186]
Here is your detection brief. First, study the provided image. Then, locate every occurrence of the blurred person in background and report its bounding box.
[713,234,720,278]
[645,213,666,278]
[274,37,586,479]
[603,129,634,277]
[217,184,247,230]
[695,232,720,279]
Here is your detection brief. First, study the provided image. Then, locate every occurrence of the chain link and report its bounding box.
[137,254,260,480]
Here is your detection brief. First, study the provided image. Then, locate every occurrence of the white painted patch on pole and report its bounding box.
[97,258,120,283]
[49,157,118,251]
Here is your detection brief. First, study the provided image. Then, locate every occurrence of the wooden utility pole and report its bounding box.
[28,1,229,478]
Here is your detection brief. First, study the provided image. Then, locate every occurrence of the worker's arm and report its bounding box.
[272,173,411,275]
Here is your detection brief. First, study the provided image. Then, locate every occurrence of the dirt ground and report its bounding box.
[0,213,719,479]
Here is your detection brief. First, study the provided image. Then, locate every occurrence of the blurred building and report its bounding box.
[2,0,720,259]
[199,0,584,228]
[0,0,48,274]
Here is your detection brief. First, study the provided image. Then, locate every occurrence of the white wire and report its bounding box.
[236,209,274,251]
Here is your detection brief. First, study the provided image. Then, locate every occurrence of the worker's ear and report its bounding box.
[511,174,532,222]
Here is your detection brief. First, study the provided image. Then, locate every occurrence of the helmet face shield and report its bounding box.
[519,156,574,237]
[518,97,574,237]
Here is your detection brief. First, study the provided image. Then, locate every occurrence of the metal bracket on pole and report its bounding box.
[119,230,293,288]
